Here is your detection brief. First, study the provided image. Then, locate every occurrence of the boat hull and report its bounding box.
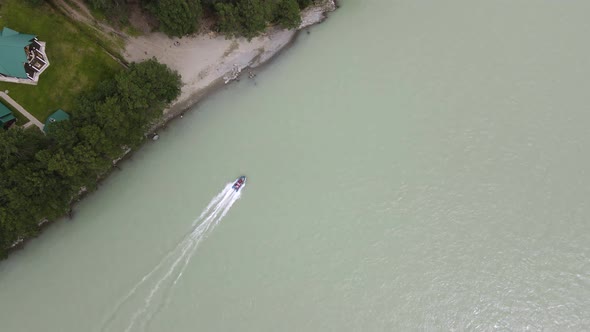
[232,176,246,191]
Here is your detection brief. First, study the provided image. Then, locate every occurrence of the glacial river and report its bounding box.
[1,1,589,331]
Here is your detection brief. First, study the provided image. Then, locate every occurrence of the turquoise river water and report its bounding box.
[1,1,589,331]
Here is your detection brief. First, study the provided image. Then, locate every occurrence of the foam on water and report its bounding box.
[100,182,243,332]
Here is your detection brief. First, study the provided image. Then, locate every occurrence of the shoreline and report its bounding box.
[5,1,337,257]
[124,0,338,130]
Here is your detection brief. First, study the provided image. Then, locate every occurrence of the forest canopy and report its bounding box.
[82,0,312,37]
[0,59,181,258]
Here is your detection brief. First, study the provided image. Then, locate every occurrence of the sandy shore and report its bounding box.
[123,0,336,123]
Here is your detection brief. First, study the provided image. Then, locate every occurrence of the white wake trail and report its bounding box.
[193,184,232,226]
[139,191,242,331]
[101,182,243,332]
[140,190,243,330]
[174,190,241,286]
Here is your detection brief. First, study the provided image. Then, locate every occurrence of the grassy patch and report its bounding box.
[0,0,122,121]
[87,5,108,23]
[124,25,142,37]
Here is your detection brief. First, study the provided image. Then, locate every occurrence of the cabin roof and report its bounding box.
[0,27,37,78]
[43,109,70,132]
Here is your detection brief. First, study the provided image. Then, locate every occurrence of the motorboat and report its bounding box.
[232,176,246,191]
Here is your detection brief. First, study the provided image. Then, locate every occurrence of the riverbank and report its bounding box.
[4,1,337,257]
[124,0,337,126]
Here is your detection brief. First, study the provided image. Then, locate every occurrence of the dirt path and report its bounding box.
[53,0,112,31]
[127,0,152,34]
[50,0,128,49]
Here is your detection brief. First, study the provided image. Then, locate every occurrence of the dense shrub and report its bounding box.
[297,0,312,9]
[143,0,203,37]
[215,0,301,39]
[0,59,181,258]
[85,0,129,24]
[82,0,306,38]
[274,0,301,29]
[24,0,45,6]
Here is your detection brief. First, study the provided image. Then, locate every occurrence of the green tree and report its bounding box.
[237,0,267,39]
[118,59,181,109]
[0,59,181,258]
[24,0,45,6]
[215,2,241,37]
[213,0,305,38]
[85,0,129,24]
[274,0,301,29]
[0,127,72,257]
[297,0,312,9]
[145,0,203,37]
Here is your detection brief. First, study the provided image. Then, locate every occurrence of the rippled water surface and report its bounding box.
[1,1,589,331]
